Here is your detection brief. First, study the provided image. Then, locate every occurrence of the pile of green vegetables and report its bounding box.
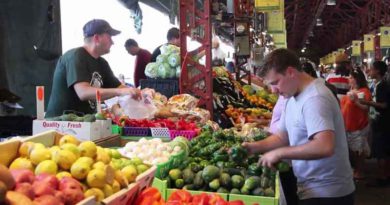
[145,44,181,79]
[162,126,289,197]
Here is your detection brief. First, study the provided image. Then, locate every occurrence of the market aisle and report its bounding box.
[354,159,390,205]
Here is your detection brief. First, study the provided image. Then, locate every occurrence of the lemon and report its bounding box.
[96,147,111,164]
[114,170,128,188]
[29,148,51,165]
[84,188,105,202]
[110,149,122,159]
[121,165,138,183]
[35,160,58,175]
[70,162,90,180]
[49,146,61,158]
[102,184,114,197]
[111,180,121,193]
[130,157,143,166]
[75,157,94,166]
[78,141,97,158]
[60,143,81,158]
[28,143,45,155]
[59,135,80,146]
[92,162,106,170]
[18,142,35,157]
[86,169,106,188]
[9,158,34,171]
[136,164,149,174]
[56,171,72,179]
[52,150,77,170]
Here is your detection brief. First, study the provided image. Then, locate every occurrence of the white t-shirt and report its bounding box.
[279,79,355,199]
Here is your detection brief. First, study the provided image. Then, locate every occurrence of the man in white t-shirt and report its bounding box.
[244,49,355,205]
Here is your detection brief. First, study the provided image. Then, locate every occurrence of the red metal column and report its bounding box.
[179,0,213,116]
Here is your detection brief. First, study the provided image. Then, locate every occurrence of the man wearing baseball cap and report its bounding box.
[46,19,141,117]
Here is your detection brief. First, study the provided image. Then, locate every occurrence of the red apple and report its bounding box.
[59,177,82,191]
[33,181,55,197]
[62,189,84,205]
[33,195,64,205]
[35,174,59,190]
[54,191,66,204]
[14,182,35,200]
[10,169,35,184]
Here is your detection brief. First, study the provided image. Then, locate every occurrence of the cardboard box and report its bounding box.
[0,130,145,205]
[32,119,112,141]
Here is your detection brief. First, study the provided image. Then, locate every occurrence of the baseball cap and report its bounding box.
[83,19,121,37]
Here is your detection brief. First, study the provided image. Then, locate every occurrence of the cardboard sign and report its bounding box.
[32,119,112,141]
[364,34,375,52]
[380,26,390,48]
[255,0,280,10]
[352,40,362,56]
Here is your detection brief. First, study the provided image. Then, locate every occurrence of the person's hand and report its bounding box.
[258,149,282,169]
[241,142,255,155]
[119,87,142,100]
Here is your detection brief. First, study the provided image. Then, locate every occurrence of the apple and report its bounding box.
[33,195,64,205]
[35,174,59,190]
[59,177,82,191]
[33,181,55,197]
[14,183,35,200]
[62,189,84,205]
[54,191,66,204]
[10,169,35,184]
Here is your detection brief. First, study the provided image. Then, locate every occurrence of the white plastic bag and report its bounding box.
[105,95,157,119]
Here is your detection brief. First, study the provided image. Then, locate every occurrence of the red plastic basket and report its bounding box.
[169,130,197,140]
[122,127,151,136]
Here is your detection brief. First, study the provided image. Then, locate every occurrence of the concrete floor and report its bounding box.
[354,159,390,205]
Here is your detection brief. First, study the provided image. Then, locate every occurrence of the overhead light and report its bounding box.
[305,40,310,44]
[316,18,323,26]
[309,31,314,37]
[326,0,336,6]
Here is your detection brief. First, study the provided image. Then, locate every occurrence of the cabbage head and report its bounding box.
[145,62,159,78]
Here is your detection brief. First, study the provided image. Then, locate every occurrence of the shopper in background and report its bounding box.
[124,39,152,88]
[46,19,141,118]
[340,68,371,180]
[360,61,390,187]
[150,27,180,62]
[245,48,355,205]
[302,62,339,103]
[326,53,351,98]
[211,37,226,66]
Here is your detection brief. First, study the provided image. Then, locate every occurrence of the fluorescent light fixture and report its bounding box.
[327,0,336,6]
[316,18,323,26]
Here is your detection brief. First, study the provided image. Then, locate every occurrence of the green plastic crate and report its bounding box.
[111,125,122,135]
[155,150,186,179]
[152,177,168,200]
[166,189,229,201]
[155,158,173,179]
[228,173,280,205]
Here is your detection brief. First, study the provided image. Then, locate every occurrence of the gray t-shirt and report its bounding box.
[279,78,355,199]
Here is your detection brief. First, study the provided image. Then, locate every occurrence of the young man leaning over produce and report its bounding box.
[242,48,355,205]
[46,19,141,118]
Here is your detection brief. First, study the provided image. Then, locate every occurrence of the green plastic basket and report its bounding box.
[228,172,280,205]
[152,177,168,200]
[111,125,122,135]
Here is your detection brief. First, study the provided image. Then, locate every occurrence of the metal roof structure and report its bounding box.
[285,0,390,57]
